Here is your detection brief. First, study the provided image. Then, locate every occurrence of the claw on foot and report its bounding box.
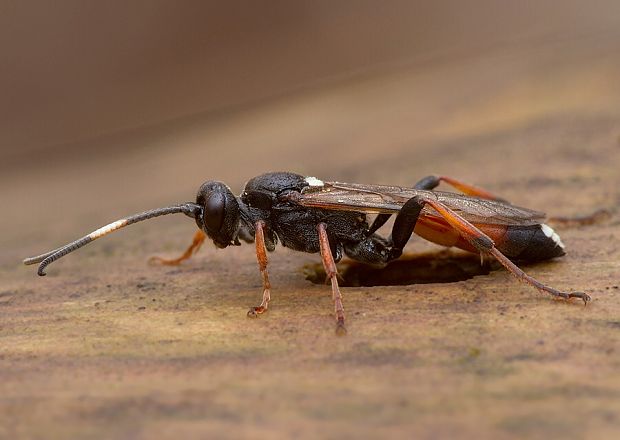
[148,256,184,266]
[569,291,591,305]
[555,291,591,305]
[247,306,267,318]
[335,318,347,336]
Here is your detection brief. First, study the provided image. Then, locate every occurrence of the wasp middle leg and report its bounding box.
[247,220,272,317]
[317,223,347,335]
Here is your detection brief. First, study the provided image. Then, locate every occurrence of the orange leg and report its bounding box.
[436,176,506,201]
[247,221,272,317]
[421,197,590,304]
[317,223,347,335]
[370,175,506,234]
[149,230,206,266]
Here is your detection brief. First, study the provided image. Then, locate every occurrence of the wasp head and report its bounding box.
[195,181,241,248]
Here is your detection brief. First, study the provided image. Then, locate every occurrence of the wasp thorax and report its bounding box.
[195,181,240,248]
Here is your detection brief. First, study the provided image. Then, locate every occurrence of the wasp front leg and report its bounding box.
[247,220,272,317]
[149,230,206,266]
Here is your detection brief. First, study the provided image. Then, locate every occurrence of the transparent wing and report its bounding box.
[294,181,545,226]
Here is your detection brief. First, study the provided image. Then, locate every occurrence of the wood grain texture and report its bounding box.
[2,15,620,440]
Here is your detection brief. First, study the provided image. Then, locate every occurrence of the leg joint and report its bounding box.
[471,235,494,252]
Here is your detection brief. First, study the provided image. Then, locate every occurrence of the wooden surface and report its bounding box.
[2,31,620,440]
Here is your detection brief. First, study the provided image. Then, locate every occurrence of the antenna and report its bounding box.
[23,202,201,276]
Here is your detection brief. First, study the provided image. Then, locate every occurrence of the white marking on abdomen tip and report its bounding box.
[305,176,324,187]
[541,224,565,249]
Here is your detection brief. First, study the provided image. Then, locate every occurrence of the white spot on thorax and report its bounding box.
[305,176,324,187]
[541,224,565,249]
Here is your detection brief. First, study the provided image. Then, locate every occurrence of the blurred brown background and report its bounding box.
[2,0,616,156]
[2,0,620,252]
[2,0,620,249]
[2,1,620,439]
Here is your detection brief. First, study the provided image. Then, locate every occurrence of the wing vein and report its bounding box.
[296,181,545,226]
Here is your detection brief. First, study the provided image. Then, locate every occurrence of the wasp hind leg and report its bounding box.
[369,176,438,234]
[415,175,508,202]
[149,230,206,266]
[388,194,590,304]
[369,175,506,235]
[247,221,272,317]
[486,247,590,304]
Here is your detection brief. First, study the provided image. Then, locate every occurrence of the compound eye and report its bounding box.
[204,192,225,232]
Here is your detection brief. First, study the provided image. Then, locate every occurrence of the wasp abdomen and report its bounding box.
[497,224,566,262]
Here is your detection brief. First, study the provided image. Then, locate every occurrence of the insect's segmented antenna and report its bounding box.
[23,202,201,276]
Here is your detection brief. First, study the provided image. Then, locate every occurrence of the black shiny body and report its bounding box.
[237,172,390,264]
[194,171,563,266]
